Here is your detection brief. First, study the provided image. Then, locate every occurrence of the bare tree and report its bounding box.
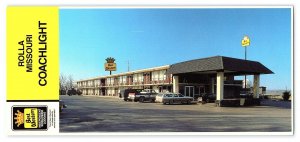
[59,74,67,95]
[60,74,75,95]
[67,75,74,90]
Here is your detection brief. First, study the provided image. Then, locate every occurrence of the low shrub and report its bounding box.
[282,91,290,101]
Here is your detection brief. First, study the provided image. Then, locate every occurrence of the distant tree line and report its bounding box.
[59,74,82,95]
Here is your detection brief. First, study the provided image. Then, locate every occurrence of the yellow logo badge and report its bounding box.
[242,36,250,47]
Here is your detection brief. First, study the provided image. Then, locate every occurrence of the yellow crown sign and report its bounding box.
[242,36,250,47]
[14,110,24,127]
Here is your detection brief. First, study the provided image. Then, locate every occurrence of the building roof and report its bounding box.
[78,56,273,82]
[166,56,273,75]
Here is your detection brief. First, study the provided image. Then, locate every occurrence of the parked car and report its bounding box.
[119,89,143,101]
[155,93,165,103]
[59,89,66,95]
[128,89,158,102]
[156,93,194,105]
[67,88,82,96]
[240,93,254,98]
[201,93,216,103]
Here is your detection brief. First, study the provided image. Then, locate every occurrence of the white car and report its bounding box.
[155,93,165,103]
[156,93,194,105]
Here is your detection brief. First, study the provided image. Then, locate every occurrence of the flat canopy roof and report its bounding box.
[167,56,273,75]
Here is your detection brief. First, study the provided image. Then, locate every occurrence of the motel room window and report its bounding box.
[108,78,113,85]
[152,71,159,81]
[151,72,155,81]
[139,74,143,82]
[163,70,167,80]
[195,86,199,95]
[160,70,166,80]
[111,78,114,84]
[133,74,138,82]
[122,76,127,83]
[119,76,122,83]
[159,86,163,92]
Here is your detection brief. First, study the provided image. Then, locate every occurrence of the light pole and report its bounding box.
[241,36,250,91]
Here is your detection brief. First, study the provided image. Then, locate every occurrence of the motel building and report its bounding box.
[77,56,273,106]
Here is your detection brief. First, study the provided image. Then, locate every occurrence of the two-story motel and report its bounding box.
[77,56,273,105]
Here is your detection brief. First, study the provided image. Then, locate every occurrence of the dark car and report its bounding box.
[67,88,82,96]
[202,93,216,103]
[60,89,66,95]
[119,89,142,101]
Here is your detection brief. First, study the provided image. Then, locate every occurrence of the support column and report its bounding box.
[173,75,179,93]
[253,74,260,99]
[216,72,224,100]
[211,77,215,94]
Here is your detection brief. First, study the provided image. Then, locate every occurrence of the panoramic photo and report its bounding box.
[59,8,292,133]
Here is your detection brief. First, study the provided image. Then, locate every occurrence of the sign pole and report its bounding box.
[110,71,112,75]
[241,35,250,91]
[244,46,247,90]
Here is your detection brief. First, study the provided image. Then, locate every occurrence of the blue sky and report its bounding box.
[59,8,291,90]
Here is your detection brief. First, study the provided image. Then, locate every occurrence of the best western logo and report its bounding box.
[24,108,38,128]
[105,63,116,71]
[12,106,48,130]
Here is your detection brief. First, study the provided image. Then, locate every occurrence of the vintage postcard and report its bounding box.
[6,6,293,135]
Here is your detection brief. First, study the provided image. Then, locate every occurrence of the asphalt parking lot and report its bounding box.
[59,95,291,132]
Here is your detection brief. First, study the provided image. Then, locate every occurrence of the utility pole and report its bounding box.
[128,60,130,72]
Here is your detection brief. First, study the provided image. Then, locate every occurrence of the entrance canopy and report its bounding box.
[166,56,273,75]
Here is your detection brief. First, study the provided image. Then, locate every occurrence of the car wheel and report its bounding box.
[169,100,173,105]
[139,97,145,103]
[187,100,191,104]
[206,98,210,103]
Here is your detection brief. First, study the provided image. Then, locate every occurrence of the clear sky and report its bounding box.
[59,8,291,90]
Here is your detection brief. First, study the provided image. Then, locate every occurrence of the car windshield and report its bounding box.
[165,94,173,97]
[173,94,179,97]
[179,94,184,97]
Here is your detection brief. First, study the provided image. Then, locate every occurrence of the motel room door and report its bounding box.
[185,86,195,99]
